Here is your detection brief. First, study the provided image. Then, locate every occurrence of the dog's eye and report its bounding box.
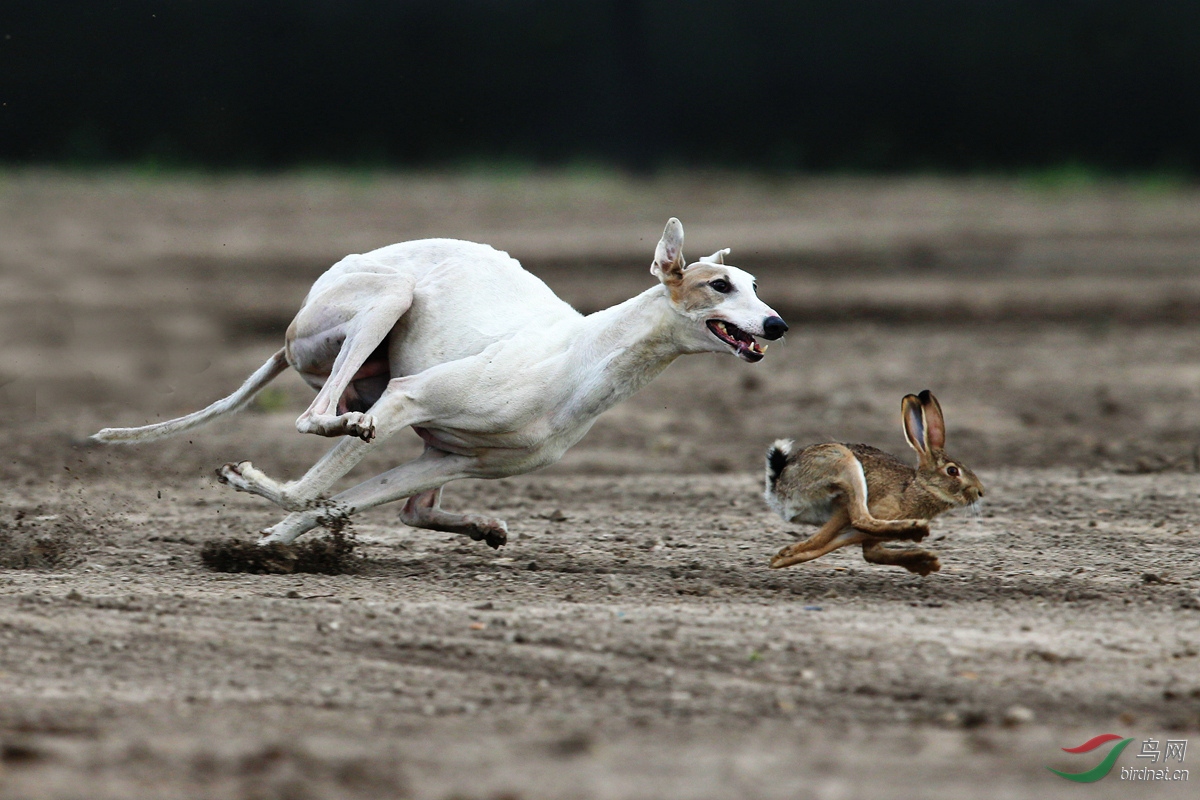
[946,465,960,477]
[710,279,732,293]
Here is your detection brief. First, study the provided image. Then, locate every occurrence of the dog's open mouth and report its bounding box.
[707,320,766,362]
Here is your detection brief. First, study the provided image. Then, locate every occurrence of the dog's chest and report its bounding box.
[417,414,593,476]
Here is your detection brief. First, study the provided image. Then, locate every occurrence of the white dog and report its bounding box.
[94,219,787,547]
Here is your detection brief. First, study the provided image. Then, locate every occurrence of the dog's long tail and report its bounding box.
[92,348,289,444]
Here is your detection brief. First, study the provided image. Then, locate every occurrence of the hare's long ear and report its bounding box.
[902,393,931,463]
[650,218,686,285]
[918,389,946,450]
[699,247,730,265]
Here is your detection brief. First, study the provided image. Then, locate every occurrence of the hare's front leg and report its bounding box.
[861,540,941,576]
[770,507,869,568]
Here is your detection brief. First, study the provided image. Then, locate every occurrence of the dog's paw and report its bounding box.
[346,413,376,442]
[216,461,255,492]
[296,412,376,441]
[467,519,508,549]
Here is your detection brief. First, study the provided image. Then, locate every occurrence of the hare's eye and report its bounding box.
[946,465,960,477]
[710,279,732,293]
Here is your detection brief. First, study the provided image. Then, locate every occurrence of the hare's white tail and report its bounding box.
[765,439,794,492]
[91,348,289,444]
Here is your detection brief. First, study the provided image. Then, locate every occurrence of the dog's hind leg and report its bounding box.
[287,270,415,442]
[399,484,508,548]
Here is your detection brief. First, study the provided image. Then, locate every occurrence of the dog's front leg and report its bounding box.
[218,375,428,510]
[257,450,474,545]
[215,461,302,509]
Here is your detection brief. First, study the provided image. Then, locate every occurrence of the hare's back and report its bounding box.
[847,444,915,480]
[770,442,859,524]
[846,443,918,516]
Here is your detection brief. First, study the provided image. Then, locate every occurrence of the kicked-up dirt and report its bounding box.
[1,172,1198,799]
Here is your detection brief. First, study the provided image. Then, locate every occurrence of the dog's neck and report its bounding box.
[553,285,699,422]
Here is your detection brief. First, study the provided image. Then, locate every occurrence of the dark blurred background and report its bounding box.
[7,0,1200,479]
[3,0,1199,173]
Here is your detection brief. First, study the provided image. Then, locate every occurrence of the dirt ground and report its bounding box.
[2,171,1199,799]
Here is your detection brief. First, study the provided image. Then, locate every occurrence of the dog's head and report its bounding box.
[650,218,787,362]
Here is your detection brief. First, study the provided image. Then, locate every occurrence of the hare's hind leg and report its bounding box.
[770,507,868,568]
[768,444,928,569]
[833,447,930,541]
[861,540,941,576]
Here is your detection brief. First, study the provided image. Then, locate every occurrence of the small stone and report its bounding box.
[1003,705,1035,726]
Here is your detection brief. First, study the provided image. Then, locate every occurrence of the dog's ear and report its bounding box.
[650,218,686,284]
[699,248,730,265]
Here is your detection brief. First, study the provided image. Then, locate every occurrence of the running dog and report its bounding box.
[94,219,788,547]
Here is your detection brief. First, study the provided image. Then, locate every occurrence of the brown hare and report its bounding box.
[764,390,984,575]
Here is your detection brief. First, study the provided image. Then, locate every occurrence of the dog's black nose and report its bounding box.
[762,316,788,340]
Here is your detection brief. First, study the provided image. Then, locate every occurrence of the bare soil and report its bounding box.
[1,172,1198,799]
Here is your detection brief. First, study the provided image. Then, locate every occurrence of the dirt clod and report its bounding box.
[199,530,358,575]
[0,517,83,570]
[1,741,45,765]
